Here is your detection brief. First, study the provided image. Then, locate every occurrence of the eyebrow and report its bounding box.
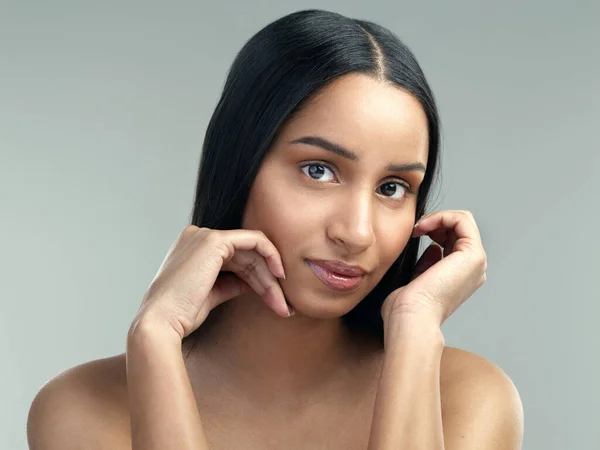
[289,135,426,173]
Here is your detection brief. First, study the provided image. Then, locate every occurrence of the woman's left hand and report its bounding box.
[381,210,487,327]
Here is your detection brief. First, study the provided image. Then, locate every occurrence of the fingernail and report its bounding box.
[286,303,295,317]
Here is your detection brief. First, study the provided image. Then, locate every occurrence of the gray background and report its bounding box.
[2,1,599,449]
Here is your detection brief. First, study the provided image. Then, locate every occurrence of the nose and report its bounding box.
[326,188,375,254]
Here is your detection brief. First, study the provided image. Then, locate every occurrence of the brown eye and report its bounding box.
[377,182,408,200]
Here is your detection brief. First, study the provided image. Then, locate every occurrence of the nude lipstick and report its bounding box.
[305,259,367,292]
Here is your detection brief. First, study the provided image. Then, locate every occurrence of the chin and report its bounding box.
[279,279,369,319]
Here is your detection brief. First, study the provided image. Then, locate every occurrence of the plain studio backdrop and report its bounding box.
[2,1,598,449]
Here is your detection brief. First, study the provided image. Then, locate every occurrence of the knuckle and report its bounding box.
[254,230,268,241]
[466,247,486,269]
[183,224,200,235]
[200,229,222,248]
[481,249,488,263]
[205,228,220,242]
[477,252,487,269]
[215,238,234,261]
[239,257,259,279]
[479,273,487,286]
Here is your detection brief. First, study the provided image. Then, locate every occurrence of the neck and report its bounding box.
[182,292,382,410]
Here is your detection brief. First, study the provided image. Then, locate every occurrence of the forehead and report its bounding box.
[279,73,429,164]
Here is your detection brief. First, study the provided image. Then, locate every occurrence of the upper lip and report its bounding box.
[307,259,369,277]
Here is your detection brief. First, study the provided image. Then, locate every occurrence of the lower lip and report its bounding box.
[305,260,365,292]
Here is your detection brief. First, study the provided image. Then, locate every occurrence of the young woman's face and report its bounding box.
[242,73,430,318]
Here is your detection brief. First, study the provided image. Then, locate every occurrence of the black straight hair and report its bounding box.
[183,9,442,353]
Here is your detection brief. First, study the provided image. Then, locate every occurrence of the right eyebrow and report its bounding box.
[289,136,358,161]
[288,135,427,174]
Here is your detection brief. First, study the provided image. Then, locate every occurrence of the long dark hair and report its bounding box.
[183,9,442,352]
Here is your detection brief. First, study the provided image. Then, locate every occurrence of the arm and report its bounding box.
[367,318,446,450]
[126,317,210,450]
[367,317,524,450]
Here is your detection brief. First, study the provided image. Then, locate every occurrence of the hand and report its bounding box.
[129,226,292,341]
[381,210,487,327]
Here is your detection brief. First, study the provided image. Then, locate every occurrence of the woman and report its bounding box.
[27,9,523,450]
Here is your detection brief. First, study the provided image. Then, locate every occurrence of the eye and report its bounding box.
[299,163,416,199]
[300,163,337,182]
[377,181,411,200]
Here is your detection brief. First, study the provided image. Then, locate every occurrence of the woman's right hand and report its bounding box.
[129,225,292,341]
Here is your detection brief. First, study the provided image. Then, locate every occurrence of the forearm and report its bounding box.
[367,318,445,450]
[126,319,210,450]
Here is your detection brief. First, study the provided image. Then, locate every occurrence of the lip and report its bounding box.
[305,259,368,292]
[308,259,368,276]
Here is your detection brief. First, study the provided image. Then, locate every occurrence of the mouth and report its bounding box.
[305,259,368,292]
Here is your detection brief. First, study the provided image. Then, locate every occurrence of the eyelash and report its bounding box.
[299,161,417,198]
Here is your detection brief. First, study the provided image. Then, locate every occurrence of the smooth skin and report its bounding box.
[27,73,524,449]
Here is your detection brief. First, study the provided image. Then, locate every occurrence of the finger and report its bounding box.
[412,243,443,280]
[208,273,254,307]
[413,211,482,253]
[422,226,452,252]
[233,255,292,317]
[223,230,286,279]
[444,231,458,256]
[246,271,292,317]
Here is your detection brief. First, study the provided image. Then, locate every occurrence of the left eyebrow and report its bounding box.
[288,135,427,173]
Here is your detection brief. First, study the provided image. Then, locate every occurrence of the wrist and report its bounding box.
[383,315,445,351]
[127,311,182,350]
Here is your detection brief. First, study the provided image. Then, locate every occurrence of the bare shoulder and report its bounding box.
[27,353,130,450]
[439,345,522,400]
[439,346,524,449]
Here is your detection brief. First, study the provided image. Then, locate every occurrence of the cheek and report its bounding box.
[242,173,315,252]
[376,218,415,266]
